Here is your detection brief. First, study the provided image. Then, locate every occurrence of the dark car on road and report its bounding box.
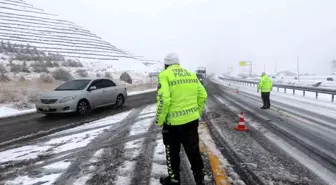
[196,73,205,85]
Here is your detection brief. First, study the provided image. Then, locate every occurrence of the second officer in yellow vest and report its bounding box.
[156,52,208,185]
[258,72,273,109]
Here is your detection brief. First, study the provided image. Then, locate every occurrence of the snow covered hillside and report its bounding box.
[0,0,161,72]
[0,0,161,112]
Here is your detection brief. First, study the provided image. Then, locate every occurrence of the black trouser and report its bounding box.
[261,92,271,108]
[162,119,204,181]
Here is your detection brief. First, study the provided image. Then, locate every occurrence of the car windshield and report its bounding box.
[55,80,91,91]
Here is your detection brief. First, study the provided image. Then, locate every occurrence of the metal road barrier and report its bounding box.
[218,76,336,102]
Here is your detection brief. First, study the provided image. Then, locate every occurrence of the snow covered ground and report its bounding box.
[204,95,329,185]
[209,94,336,185]
[0,0,134,61]
[0,110,131,185]
[0,0,162,68]
[199,123,245,185]
[114,105,156,185]
[0,104,159,185]
[209,77,336,184]
[149,136,168,185]
[244,75,336,89]
[214,76,336,119]
[0,0,163,120]
[247,120,336,184]
[0,106,36,118]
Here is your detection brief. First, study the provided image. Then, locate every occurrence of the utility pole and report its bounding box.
[264,64,266,73]
[297,55,300,82]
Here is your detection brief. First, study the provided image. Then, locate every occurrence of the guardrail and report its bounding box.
[218,76,336,102]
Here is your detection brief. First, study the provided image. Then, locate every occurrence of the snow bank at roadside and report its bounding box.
[128,88,156,96]
[0,106,36,119]
[213,76,336,120]
[199,123,246,185]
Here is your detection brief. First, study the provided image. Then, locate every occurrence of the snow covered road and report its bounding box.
[0,105,156,185]
[0,91,157,147]
[2,76,334,185]
[206,77,336,185]
[0,102,229,185]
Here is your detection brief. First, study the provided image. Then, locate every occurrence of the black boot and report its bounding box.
[160,176,180,185]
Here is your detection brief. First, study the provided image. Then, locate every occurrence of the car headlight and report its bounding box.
[59,96,76,103]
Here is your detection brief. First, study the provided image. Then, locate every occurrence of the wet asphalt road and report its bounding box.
[212,80,336,169]
[0,91,157,145]
[207,79,336,184]
[0,98,215,185]
[2,79,335,184]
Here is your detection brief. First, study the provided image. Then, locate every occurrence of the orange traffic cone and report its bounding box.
[235,88,239,94]
[235,112,248,131]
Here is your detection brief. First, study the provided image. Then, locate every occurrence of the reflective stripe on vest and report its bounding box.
[167,107,198,118]
[169,79,199,86]
[156,93,164,120]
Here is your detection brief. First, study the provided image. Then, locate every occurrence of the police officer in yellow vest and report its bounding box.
[156,52,208,185]
[258,72,273,109]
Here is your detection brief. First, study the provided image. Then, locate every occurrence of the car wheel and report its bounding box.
[77,100,91,115]
[115,95,125,108]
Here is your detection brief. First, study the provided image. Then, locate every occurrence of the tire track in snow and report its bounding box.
[0,130,160,179]
[53,107,144,185]
[87,138,143,185]
[0,106,158,185]
[0,111,132,180]
[113,104,157,185]
[180,147,198,185]
[86,104,157,185]
[149,135,168,185]
[130,121,158,185]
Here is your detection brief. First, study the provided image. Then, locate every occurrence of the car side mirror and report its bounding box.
[89,86,97,91]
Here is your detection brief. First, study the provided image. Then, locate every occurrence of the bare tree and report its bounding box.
[120,72,132,84]
[39,73,53,83]
[76,69,89,77]
[10,64,21,75]
[0,63,6,74]
[22,61,30,73]
[52,68,74,81]
[105,72,113,79]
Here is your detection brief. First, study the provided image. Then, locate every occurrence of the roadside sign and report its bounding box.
[239,61,247,66]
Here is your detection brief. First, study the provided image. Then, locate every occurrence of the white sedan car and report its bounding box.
[36,78,127,115]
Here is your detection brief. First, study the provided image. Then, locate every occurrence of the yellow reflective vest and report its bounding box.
[258,75,273,92]
[156,65,208,126]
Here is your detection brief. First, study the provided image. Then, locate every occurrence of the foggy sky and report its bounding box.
[27,0,336,75]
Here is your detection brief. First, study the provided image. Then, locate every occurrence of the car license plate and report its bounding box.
[43,107,50,111]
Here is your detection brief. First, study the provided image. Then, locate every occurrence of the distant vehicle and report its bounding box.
[196,67,206,78]
[327,77,334,81]
[35,78,127,116]
[196,73,205,85]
